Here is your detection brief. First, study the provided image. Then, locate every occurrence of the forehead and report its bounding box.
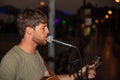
[36,23,47,27]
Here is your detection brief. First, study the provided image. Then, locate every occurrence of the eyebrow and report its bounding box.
[43,24,47,27]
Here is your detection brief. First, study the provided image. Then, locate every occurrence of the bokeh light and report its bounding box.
[40,1,45,6]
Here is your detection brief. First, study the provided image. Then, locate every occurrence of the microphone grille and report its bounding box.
[47,36,53,43]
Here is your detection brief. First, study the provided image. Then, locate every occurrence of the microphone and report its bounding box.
[47,36,76,48]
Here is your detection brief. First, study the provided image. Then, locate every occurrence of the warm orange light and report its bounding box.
[40,1,45,6]
[95,19,99,24]
[108,10,112,15]
[105,15,109,19]
[115,0,120,3]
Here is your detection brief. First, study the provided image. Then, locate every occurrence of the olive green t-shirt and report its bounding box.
[0,46,47,80]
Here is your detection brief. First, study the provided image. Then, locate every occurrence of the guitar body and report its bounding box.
[40,76,59,80]
[41,56,102,80]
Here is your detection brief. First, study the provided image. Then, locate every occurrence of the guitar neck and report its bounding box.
[82,56,102,79]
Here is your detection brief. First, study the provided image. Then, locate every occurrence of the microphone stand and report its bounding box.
[48,37,83,80]
[85,64,88,80]
[66,47,81,80]
[69,59,81,80]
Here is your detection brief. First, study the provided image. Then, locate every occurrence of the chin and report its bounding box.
[38,41,47,46]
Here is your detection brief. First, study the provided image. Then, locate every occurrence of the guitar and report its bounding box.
[40,76,59,80]
[40,60,60,80]
[92,56,102,69]
[40,56,102,80]
[82,56,102,79]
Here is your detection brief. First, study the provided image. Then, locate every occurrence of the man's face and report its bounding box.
[32,23,49,46]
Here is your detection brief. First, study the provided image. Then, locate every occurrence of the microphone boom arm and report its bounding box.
[53,39,76,48]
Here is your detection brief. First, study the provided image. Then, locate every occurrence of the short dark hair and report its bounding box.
[17,8,47,38]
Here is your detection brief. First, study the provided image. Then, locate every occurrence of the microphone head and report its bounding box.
[47,36,53,43]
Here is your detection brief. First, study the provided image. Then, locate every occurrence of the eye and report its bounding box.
[42,27,45,30]
[41,27,45,31]
[44,25,48,29]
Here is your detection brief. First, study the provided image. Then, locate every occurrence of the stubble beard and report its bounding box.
[38,39,47,46]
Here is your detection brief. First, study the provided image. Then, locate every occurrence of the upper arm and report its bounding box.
[0,54,18,80]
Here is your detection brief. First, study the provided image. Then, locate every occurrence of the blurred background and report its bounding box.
[0,0,120,80]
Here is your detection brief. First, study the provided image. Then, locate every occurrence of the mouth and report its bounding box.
[45,37,48,42]
[46,35,48,38]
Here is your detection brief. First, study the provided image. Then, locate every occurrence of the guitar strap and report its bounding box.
[43,60,56,76]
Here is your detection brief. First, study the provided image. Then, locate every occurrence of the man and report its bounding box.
[0,8,96,80]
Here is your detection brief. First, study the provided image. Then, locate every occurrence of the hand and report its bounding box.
[81,64,96,79]
[88,64,96,79]
[71,64,96,80]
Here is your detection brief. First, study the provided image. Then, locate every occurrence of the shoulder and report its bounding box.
[1,46,17,63]
[0,46,20,79]
[0,46,21,66]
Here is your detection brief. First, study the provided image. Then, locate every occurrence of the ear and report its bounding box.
[25,27,33,35]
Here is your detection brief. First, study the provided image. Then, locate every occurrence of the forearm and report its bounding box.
[57,71,84,80]
[57,68,83,80]
[57,74,75,80]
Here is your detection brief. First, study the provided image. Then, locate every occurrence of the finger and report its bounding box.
[88,74,95,79]
[89,70,96,75]
[89,65,95,70]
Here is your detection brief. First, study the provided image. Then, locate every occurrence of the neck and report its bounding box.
[18,38,37,55]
